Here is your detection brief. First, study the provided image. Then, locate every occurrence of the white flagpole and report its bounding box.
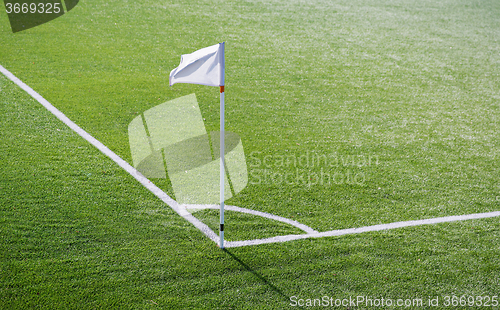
[219,43,225,249]
[219,86,225,248]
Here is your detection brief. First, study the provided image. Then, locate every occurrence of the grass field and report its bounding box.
[1,0,500,308]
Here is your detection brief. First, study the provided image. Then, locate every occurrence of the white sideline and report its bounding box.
[224,211,500,248]
[2,64,500,249]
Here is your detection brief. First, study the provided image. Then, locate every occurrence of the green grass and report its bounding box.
[1,0,500,308]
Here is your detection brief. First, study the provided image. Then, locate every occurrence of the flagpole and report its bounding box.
[219,85,225,249]
[219,42,225,249]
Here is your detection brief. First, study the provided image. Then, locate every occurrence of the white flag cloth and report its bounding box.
[169,43,225,87]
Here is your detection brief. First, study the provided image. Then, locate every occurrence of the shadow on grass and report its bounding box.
[224,249,288,301]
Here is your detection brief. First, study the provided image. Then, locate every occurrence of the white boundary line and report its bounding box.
[2,64,500,248]
[225,211,500,248]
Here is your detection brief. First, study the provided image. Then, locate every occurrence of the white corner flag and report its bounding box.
[169,43,225,87]
[169,43,227,249]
